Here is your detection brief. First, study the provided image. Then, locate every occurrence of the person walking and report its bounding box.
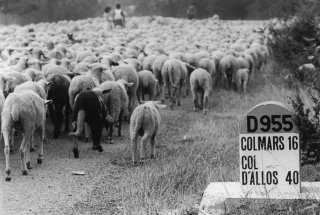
[103,6,113,31]
[113,3,126,28]
[187,3,197,19]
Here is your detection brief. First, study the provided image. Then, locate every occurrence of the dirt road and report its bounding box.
[0,98,194,215]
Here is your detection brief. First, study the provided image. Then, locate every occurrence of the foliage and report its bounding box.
[267,1,320,165]
[290,93,320,165]
[1,0,319,25]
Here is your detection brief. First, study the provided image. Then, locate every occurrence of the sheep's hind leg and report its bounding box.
[140,134,150,165]
[203,91,209,115]
[118,112,123,137]
[26,134,32,169]
[150,134,156,159]
[131,136,138,165]
[20,132,32,176]
[9,129,15,153]
[37,126,44,165]
[64,103,70,133]
[91,124,103,152]
[84,123,90,142]
[3,129,12,181]
[192,86,198,112]
[73,136,79,158]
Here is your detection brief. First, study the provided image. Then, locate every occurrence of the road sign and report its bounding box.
[239,101,300,195]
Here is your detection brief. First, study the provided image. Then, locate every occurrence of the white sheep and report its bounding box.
[69,63,107,109]
[112,64,139,120]
[161,59,187,108]
[234,68,249,94]
[190,68,212,115]
[130,101,166,165]
[44,65,73,79]
[199,58,216,84]
[96,79,133,142]
[152,54,169,97]
[2,90,51,181]
[137,70,157,103]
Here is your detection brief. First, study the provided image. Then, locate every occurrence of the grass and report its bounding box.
[72,60,320,215]
[69,60,320,215]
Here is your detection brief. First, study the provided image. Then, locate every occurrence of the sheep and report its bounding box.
[41,58,59,74]
[152,54,169,97]
[69,89,112,158]
[130,101,166,165]
[217,55,237,89]
[199,58,217,85]
[75,50,95,63]
[28,47,46,60]
[2,71,29,96]
[137,70,157,103]
[0,72,17,95]
[2,90,51,181]
[47,49,65,60]
[101,70,115,82]
[112,64,139,119]
[22,68,44,81]
[234,68,249,94]
[68,63,108,141]
[11,57,29,72]
[190,68,212,115]
[142,54,157,72]
[73,62,90,75]
[186,53,200,68]
[14,81,48,100]
[242,53,255,81]
[161,59,187,108]
[13,80,52,148]
[27,58,42,71]
[47,74,71,138]
[96,79,133,143]
[120,58,142,72]
[44,65,73,79]
[69,63,107,109]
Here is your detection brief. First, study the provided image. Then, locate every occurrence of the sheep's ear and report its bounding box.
[86,65,92,70]
[125,82,134,87]
[46,81,53,87]
[44,100,53,105]
[8,76,17,82]
[102,89,112,94]
[186,63,196,70]
[153,101,166,109]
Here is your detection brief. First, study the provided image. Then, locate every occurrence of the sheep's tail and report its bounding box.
[11,105,20,121]
[132,106,146,137]
[69,110,85,137]
[168,64,179,89]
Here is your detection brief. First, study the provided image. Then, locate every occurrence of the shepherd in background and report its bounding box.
[103,6,113,31]
[187,3,197,19]
[113,3,126,28]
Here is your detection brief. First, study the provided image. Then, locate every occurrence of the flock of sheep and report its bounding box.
[0,16,270,181]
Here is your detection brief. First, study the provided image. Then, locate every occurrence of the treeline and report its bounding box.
[0,0,317,25]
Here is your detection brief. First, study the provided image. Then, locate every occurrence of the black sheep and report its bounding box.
[47,74,71,139]
[69,89,111,158]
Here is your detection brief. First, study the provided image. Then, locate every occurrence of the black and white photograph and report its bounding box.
[0,0,320,214]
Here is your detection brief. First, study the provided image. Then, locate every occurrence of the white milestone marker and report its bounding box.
[199,101,320,215]
[239,101,300,196]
